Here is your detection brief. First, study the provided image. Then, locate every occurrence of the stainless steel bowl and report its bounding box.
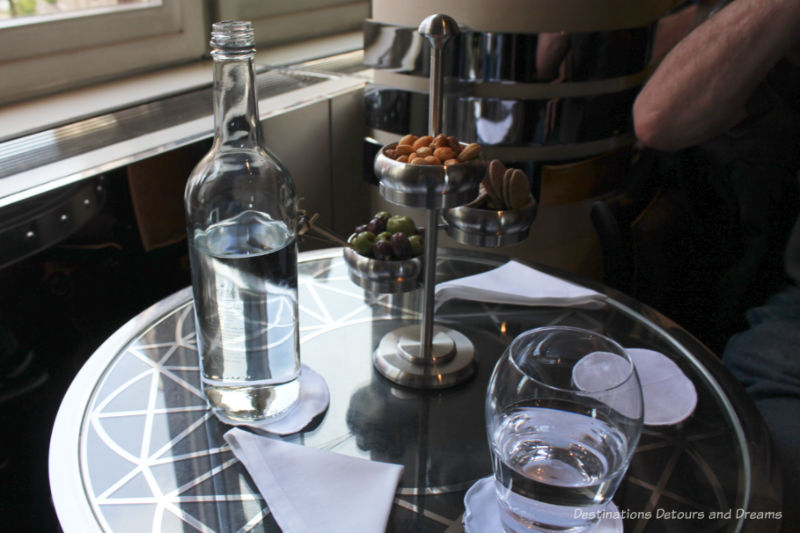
[374,143,485,209]
[342,246,423,293]
[443,199,538,247]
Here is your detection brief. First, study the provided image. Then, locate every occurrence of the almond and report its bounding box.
[432,133,450,148]
[457,142,481,162]
[398,134,418,146]
[395,144,414,156]
[412,135,434,151]
[434,146,456,161]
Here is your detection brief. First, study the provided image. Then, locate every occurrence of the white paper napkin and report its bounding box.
[463,476,622,533]
[572,348,698,426]
[435,260,604,309]
[214,365,329,435]
[225,428,404,533]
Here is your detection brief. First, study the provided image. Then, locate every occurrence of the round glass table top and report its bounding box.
[49,248,781,532]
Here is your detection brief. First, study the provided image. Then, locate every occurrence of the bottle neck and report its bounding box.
[211,52,262,149]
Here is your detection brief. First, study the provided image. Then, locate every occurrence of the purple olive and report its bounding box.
[415,226,425,237]
[373,239,394,261]
[354,223,368,234]
[367,216,388,235]
[390,232,412,260]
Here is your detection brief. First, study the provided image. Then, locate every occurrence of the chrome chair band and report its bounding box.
[370,0,682,34]
[365,87,639,149]
[363,19,655,83]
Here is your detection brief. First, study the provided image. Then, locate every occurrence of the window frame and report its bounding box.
[0,0,369,107]
[211,0,369,48]
[0,0,204,106]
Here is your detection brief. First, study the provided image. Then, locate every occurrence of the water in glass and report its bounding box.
[491,406,629,532]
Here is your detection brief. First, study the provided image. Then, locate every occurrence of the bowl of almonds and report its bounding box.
[374,133,485,209]
[443,159,537,247]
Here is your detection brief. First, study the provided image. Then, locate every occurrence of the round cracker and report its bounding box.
[501,168,515,209]
[482,176,504,208]
[487,162,504,206]
[507,168,531,209]
[465,191,489,208]
[489,159,505,185]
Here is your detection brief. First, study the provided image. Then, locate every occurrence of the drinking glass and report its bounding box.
[486,326,643,532]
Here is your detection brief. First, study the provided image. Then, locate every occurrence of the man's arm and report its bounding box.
[633,0,800,151]
[649,3,700,66]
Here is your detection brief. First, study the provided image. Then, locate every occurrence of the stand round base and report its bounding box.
[373,324,476,388]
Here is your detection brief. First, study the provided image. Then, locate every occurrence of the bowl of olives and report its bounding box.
[343,211,425,293]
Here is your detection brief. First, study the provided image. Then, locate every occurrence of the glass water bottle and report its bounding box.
[184,21,301,422]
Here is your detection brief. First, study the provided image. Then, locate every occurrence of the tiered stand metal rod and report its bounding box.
[418,14,452,364]
[371,14,480,389]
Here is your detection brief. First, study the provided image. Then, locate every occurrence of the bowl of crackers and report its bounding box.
[443,159,537,247]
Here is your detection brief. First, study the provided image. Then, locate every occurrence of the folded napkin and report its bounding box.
[225,428,404,533]
[572,348,698,426]
[215,365,329,436]
[435,260,604,309]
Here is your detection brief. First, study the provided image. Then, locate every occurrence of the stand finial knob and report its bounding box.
[418,14,460,46]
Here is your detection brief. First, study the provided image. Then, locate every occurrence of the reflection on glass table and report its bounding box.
[49,248,781,532]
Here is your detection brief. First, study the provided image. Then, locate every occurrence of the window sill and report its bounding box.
[0,31,369,208]
[0,31,364,143]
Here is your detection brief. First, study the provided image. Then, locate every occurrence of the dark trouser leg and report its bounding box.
[723,285,800,532]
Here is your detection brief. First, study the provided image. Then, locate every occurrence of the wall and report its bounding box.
[126,82,372,253]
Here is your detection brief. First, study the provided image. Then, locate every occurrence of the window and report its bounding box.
[0,0,157,22]
[212,0,369,48]
[0,0,367,106]
[0,0,205,105]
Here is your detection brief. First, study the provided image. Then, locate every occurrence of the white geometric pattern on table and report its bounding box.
[77,259,415,531]
[68,255,741,532]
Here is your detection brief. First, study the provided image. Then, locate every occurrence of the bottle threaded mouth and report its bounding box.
[210,20,255,52]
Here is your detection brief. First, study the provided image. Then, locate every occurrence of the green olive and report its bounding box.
[408,234,424,256]
[386,214,416,236]
[350,231,377,256]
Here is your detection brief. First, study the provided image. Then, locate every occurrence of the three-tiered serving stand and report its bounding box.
[345,14,537,389]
